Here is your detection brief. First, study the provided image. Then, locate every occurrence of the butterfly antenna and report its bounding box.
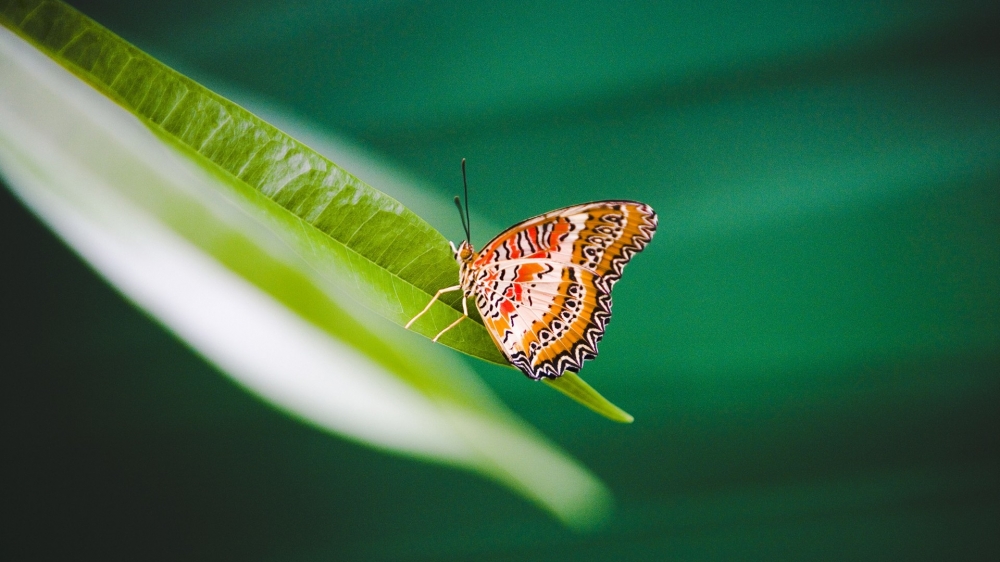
[453,196,469,243]
[461,158,471,242]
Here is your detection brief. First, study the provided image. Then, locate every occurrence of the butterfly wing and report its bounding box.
[471,201,657,379]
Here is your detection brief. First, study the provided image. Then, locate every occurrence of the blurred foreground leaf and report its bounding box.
[0,0,615,527]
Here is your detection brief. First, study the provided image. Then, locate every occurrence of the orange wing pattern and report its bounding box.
[470,201,657,379]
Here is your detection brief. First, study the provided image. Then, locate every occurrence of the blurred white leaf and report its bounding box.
[0,23,610,528]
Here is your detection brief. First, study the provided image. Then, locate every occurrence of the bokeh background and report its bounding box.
[4,0,999,559]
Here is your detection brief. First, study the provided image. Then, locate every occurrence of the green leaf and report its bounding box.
[545,373,634,423]
[0,0,632,420]
[0,0,615,528]
[0,0,633,422]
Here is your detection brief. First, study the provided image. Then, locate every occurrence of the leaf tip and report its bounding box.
[542,371,634,423]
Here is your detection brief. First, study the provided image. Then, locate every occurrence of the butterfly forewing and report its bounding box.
[471,201,657,379]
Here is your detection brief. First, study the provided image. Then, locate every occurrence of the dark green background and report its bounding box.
[3,1,999,559]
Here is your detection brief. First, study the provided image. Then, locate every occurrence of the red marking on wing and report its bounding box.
[514,263,545,283]
[547,219,570,250]
[500,300,515,315]
[527,226,539,250]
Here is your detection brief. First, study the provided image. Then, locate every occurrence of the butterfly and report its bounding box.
[406,160,657,380]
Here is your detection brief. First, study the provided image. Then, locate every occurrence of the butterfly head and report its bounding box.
[450,239,478,295]
[450,240,476,264]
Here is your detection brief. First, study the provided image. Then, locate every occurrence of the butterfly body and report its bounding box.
[422,200,656,380]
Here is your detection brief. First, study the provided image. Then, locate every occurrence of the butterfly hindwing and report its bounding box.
[472,201,657,379]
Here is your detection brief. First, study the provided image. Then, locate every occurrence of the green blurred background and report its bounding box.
[3,0,999,559]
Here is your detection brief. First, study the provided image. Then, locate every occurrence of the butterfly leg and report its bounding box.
[404,285,461,329]
[432,294,468,342]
